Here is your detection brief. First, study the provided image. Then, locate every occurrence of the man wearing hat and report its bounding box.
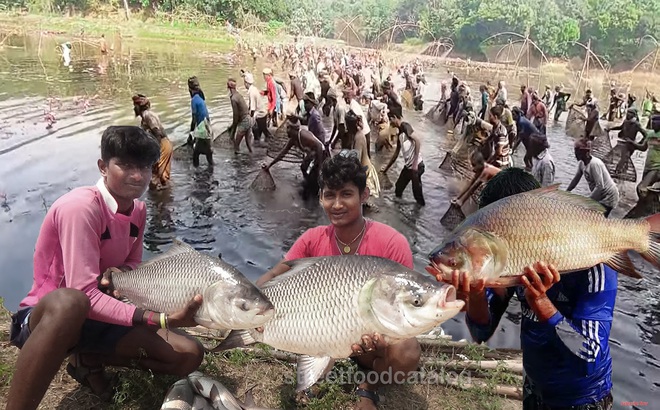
[567,138,619,217]
[245,72,272,142]
[605,107,647,176]
[261,68,278,127]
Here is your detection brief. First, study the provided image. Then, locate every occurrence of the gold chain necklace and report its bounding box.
[335,220,367,254]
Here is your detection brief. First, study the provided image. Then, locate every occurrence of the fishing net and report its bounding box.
[624,193,660,219]
[440,203,467,231]
[172,126,234,161]
[250,168,277,191]
[266,122,305,164]
[425,102,448,126]
[565,107,637,182]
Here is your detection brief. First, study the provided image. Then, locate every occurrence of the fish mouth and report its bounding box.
[438,285,465,311]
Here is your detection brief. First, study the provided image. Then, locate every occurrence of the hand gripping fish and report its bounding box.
[112,239,275,331]
[214,255,464,392]
[427,185,660,287]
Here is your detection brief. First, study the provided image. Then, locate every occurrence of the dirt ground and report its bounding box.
[0,302,522,410]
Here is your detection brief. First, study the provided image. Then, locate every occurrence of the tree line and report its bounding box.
[4,0,660,65]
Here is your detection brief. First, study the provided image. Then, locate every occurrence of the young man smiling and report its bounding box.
[6,126,204,410]
[257,153,420,410]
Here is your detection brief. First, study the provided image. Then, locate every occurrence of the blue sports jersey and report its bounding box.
[191,94,209,127]
[466,264,616,407]
[516,115,540,139]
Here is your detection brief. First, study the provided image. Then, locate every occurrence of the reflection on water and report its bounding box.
[0,33,658,409]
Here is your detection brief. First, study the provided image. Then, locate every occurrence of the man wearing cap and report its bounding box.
[227,78,253,154]
[261,68,278,127]
[245,73,273,142]
[567,139,619,217]
[605,107,647,176]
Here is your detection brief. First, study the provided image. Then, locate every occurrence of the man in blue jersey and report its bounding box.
[188,76,213,167]
[438,167,615,410]
[511,106,541,169]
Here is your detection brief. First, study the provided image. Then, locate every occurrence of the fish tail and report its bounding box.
[640,213,660,270]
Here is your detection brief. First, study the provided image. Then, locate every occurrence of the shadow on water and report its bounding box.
[0,33,658,409]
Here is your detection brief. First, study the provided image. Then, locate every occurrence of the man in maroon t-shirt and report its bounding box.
[257,153,420,410]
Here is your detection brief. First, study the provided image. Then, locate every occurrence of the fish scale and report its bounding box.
[258,257,376,357]
[437,186,656,281]
[111,239,274,331]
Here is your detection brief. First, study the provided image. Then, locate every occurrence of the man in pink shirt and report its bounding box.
[6,126,205,410]
[256,152,420,410]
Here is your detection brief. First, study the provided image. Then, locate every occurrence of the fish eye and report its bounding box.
[412,298,421,307]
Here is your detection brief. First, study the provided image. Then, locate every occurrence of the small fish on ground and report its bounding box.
[215,255,464,392]
[160,372,277,410]
[113,239,275,333]
[427,184,660,287]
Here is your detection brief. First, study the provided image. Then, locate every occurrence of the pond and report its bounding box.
[0,33,657,409]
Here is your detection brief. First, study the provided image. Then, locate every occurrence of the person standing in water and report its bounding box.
[604,107,647,176]
[262,116,326,199]
[549,85,571,121]
[227,78,253,154]
[245,73,273,143]
[381,111,425,206]
[452,150,500,207]
[188,76,213,167]
[345,110,380,206]
[567,139,619,217]
[132,94,172,190]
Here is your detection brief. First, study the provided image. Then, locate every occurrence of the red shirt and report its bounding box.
[262,77,277,113]
[285,220,414,269]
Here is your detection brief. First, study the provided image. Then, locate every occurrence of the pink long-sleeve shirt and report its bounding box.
[19,178,145,326]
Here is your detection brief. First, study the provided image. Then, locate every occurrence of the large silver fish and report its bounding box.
[113,239,275,330]
[215,256,464,392]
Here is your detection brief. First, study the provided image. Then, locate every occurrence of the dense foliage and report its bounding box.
[3,0,660,63]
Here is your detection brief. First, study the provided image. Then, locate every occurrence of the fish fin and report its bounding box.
[605,252,642,279]
[295,355,335,392]
[210,330,257,352]
[524,184,606,214]
[136,238,198,268]
[260,257,326,289]
[639,213,660,270]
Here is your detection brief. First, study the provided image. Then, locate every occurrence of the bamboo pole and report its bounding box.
[442,378,523,400]
[422,358,523,374]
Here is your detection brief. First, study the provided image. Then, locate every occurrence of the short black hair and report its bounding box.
[318,152,367,193]
[479,167,540,209]
[101,125,160,167]
[490,105,503,118]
